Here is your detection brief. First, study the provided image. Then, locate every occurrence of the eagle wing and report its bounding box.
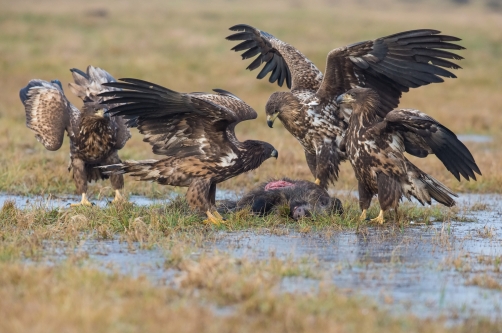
[99,79,257,158]
[381,109,481,181]
[19,80,78,151]
[68,65,131,149]
[317,30,464,113]
[227,24,323,91]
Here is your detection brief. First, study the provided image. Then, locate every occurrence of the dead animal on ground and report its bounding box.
[219,178,343,220]
[19,66,132,206]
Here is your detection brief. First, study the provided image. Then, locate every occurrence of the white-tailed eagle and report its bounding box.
[98,79,278,224]
[227,25,464,189]
[337,88,481,223]
[19,66,131,206]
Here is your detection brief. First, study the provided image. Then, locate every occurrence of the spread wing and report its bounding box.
[317,29,464,112]
[68,65,131,149]
[19,80,77,151]
[99,78,257,158]
[383,109,481,181]
[227,24,323,91]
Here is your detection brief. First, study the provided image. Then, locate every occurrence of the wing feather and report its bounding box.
[68,65,131,149]
[227,24,322,91]
[100,79,257,158]
[317,29,464,112]
[19,80,73,151]
[385,109,481,181]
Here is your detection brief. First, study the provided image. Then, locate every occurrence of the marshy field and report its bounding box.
[1,0,502,332]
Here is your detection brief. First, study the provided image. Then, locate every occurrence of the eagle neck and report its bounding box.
[352,101,380,128]
[238,140,271,172]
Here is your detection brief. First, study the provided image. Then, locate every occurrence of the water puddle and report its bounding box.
[0,190,238,209]
[9,192,502,322]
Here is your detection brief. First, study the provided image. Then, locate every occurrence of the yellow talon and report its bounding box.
[203,210,225,225]
[370,209,385,224]
[359,209,367,221]
[112,189,126,203]
[314,178,321,186]
[70,193,93,207]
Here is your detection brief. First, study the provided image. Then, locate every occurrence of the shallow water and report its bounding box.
[0,190,238,209]
[9,192,502,322]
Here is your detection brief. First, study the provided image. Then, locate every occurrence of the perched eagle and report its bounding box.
[336,88,481,223]
[227,25,464,189]
[97,79,278,224]
[19,66,131,206]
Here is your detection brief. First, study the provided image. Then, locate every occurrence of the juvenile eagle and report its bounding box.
[97,79,278,224]
[227,25,464,189]
[19,66,131,206]
[337,88,481,223]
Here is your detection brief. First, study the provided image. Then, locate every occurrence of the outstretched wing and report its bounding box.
[317,29,464,112]
[99,78,257,158]
[227,24,323,91]
[383,109,481,181]
[19,80,76,151]
[69,65,131,149]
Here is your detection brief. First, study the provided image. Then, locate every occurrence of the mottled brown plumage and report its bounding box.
[227,25,464,189]
[98,79,278,220]
[337,88,481,223]
[19,66,131,205]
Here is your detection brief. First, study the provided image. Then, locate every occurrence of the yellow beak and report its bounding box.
[267,113,279,128]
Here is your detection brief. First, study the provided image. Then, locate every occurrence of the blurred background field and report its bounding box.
[0,0,501,198]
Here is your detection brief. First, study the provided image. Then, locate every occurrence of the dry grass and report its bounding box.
[1,259,502,333]
[0,0,501,197]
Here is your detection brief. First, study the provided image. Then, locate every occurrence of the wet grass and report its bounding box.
[2,259,501,333]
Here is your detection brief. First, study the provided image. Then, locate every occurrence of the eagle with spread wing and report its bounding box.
[19,66,131,206]
[336,88,481,223]
[227,25,464,189]
[97,79,278,224]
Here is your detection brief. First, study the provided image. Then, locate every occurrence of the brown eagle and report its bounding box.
[19,66,131,206]
[97,79,278,224]
[336,88,481,223]
[227,25,464,189]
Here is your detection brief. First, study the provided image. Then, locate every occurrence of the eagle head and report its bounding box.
[242,140,278,171]
[265,92,297,128]
[336,88,380,113]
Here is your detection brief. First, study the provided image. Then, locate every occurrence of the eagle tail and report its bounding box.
[98,159,160,181]
[408,162,457,207]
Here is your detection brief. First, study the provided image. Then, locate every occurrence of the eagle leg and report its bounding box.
[203,210,226,225]
[370,209,385,224]
[70,193,94,207]
[314,178,321,186]
[359,209,367,220]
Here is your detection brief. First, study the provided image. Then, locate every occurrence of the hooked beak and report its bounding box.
[271,149,278,159]
[267,112,279,128]
[336,93,354,105]
[96,109,105,117]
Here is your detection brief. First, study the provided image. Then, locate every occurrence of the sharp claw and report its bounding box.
[203,210,226,225]
[370,210,385,224]
[70,193,93,207]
